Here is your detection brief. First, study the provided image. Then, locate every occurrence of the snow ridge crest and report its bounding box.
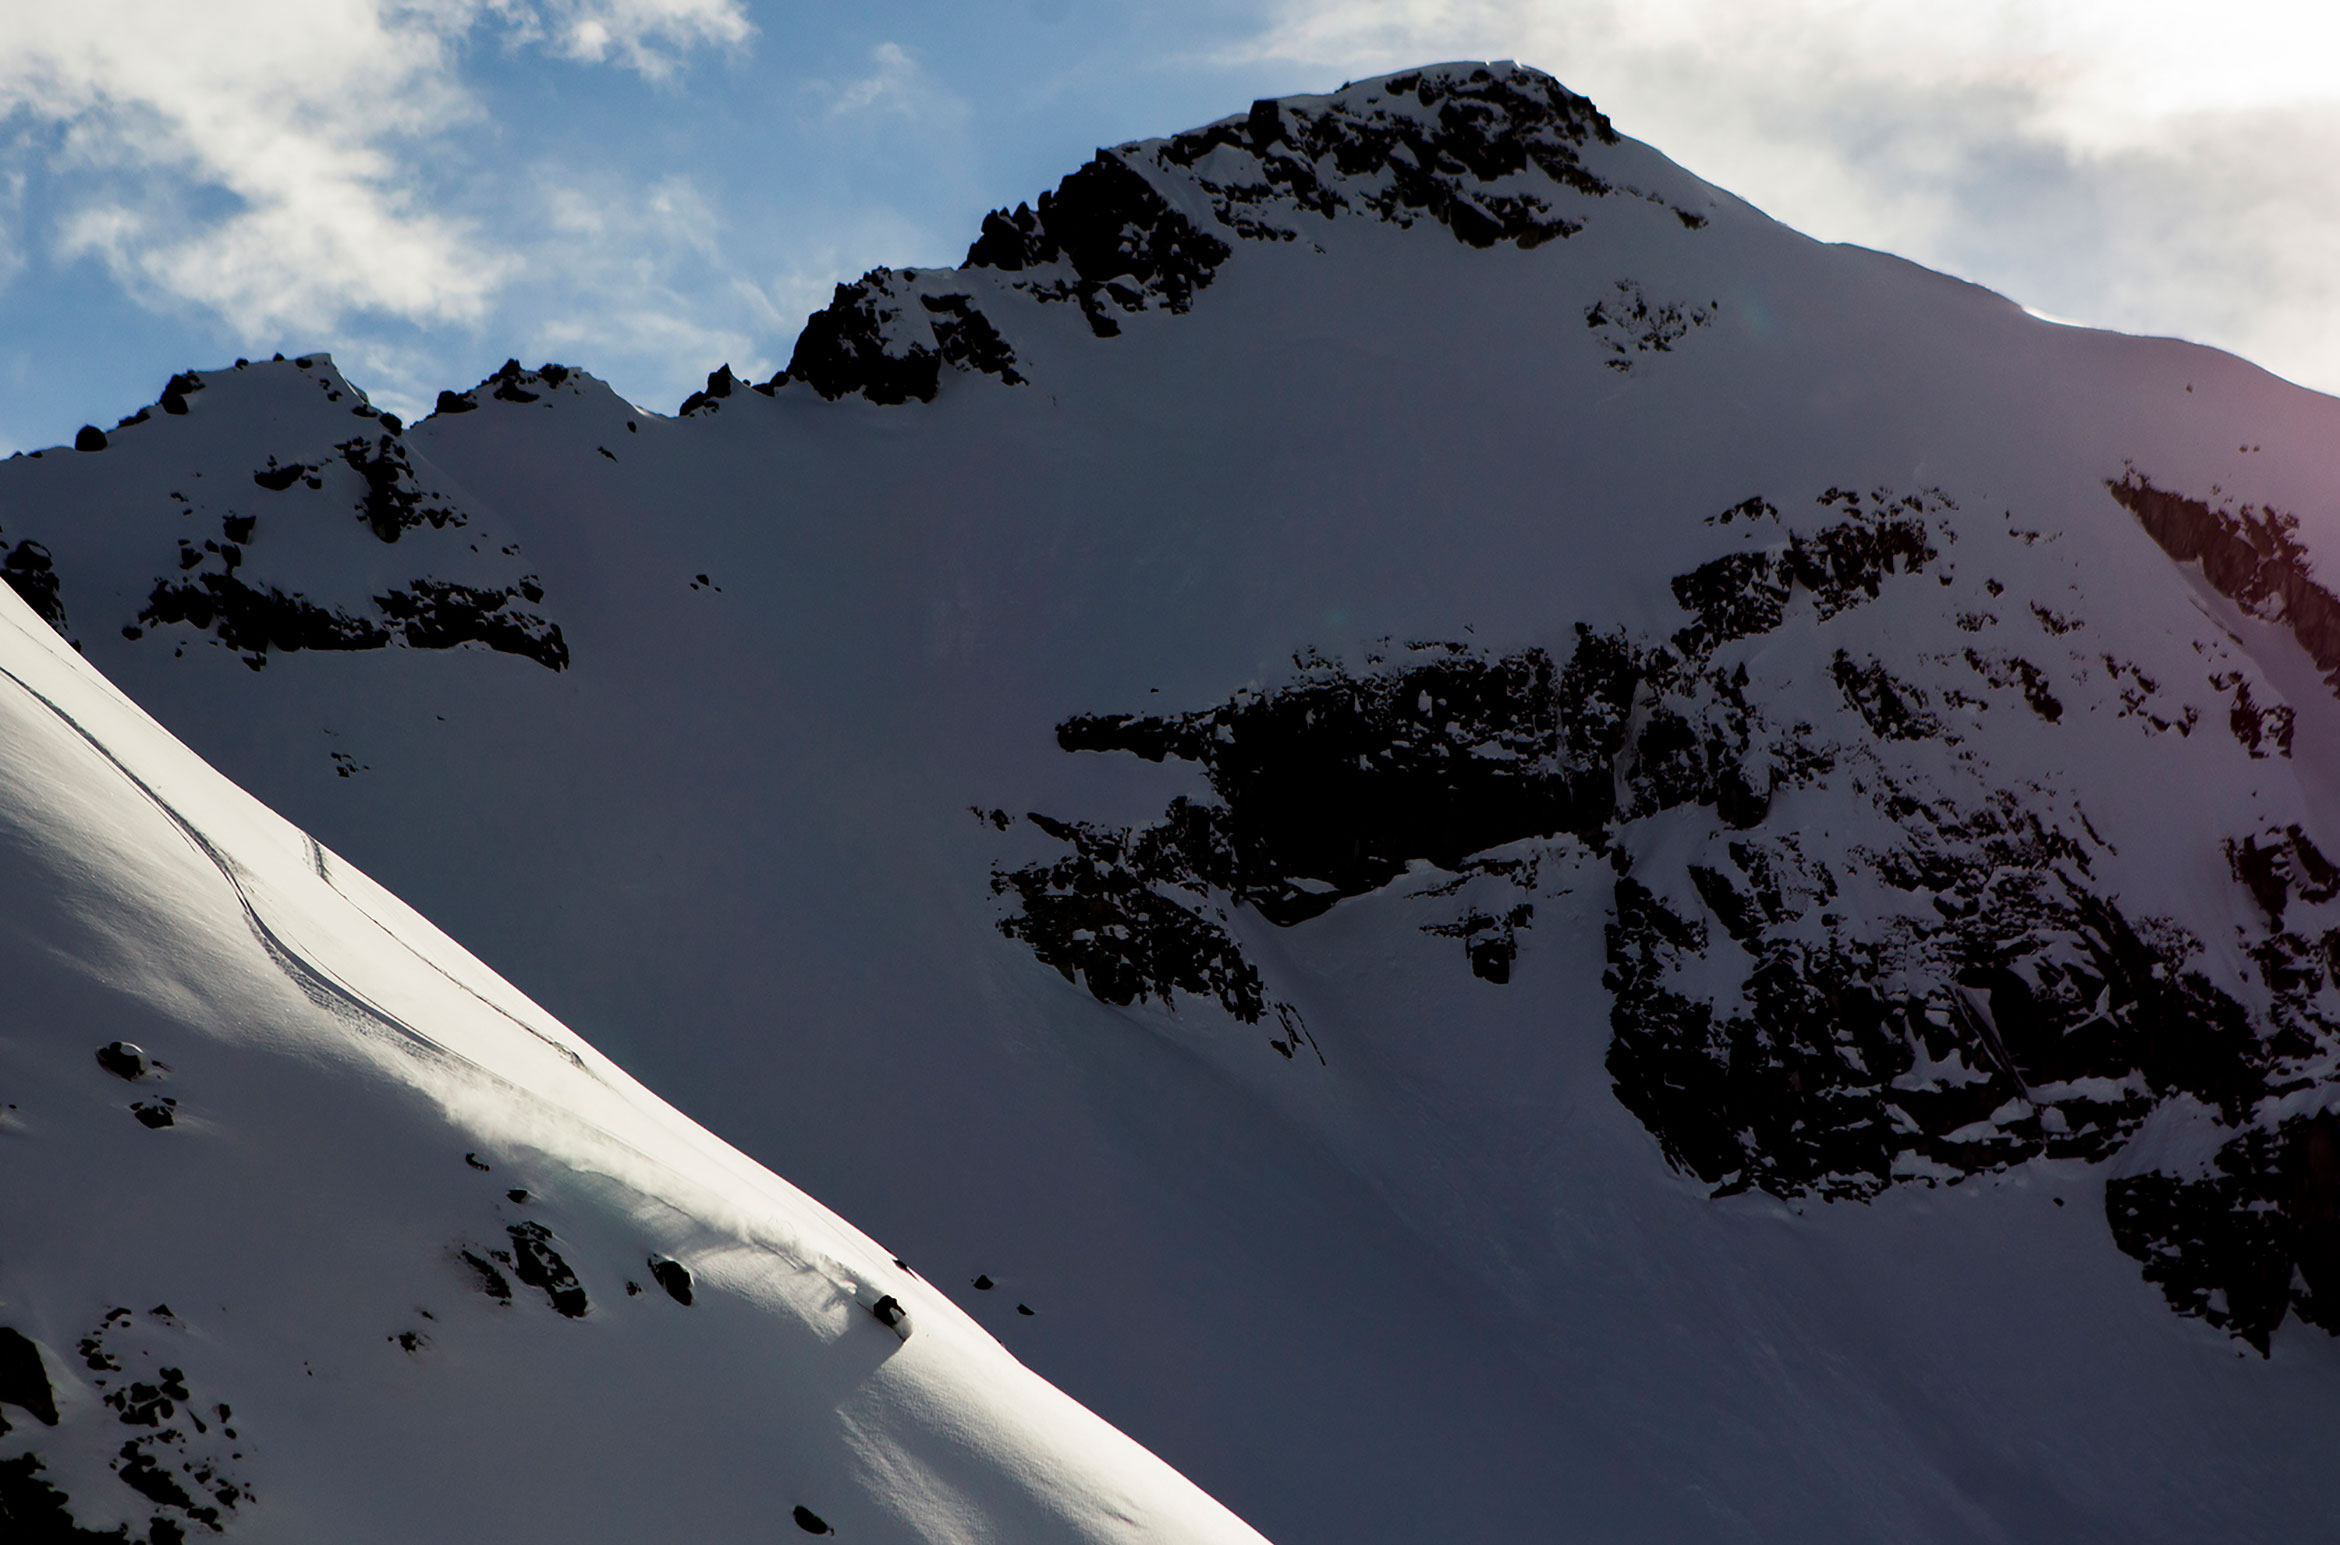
[764,62,1697,407]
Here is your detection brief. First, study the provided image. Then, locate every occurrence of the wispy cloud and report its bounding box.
[0,0,752,340]
[1230,0,2340,392]
[523,168,781,389]
[491,0,754,78]
[816,41,966,128]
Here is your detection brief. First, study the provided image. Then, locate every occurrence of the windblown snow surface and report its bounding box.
[0,519,1268,1545]
[8,61,2340,1542]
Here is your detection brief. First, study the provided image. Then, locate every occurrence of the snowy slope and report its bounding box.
[9,60,2340,1541]
[0,571,1266,1538]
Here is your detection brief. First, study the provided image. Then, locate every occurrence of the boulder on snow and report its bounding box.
[648,1254,694,1306]
[0,1328,58,1426]
[868,1294,910,1339]
[96,1040,151,1080]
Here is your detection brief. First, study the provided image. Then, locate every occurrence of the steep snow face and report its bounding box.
[0,587,1266,1540]
[10,57,2340,1544]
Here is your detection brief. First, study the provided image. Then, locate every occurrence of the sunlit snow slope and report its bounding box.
[9,61,2340,1544]
[0,584,1265,1541]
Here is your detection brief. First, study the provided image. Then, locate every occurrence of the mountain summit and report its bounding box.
[775,63,1690,404]
[6,61,2340,1542]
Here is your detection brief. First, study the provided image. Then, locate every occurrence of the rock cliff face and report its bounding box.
[2110,470,2340,695]
[993,477,2340,1348]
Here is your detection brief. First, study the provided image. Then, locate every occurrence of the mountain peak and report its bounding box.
[770,60,1704,407]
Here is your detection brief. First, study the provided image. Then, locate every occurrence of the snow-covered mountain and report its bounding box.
[0,506,1267,1543]
[9,60,2340,1540]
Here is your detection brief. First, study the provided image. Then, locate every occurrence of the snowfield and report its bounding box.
[0,569,1270,1542]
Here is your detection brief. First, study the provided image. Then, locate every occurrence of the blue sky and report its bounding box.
[4,1,2337,451]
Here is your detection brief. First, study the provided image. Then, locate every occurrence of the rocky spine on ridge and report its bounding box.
[428,359,589,419]
[779,63,1696,403]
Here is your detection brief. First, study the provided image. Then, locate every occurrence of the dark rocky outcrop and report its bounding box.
[0,1452,126,1540]
[786,278,945,404]
[112,1443,198,1515]
[461,1249,514,1302]
[430,361,578,415]
[788,65,1662,403]
[2,539,68,633]
[489,359,540,403]
[964,152,1232,309]
[992,811,1270,1023]
[1584,281,1715,370]
[1830,652,1942,740]
[678,364,740,416]
[994,478,2340,1345]
[249,435,459,541]
[506,1222,588,1318]
[138,572,563,672]
[1423,903,1534,982]
[1962,650,2064,723]
[647,1255,693,1306]
[335,435,459,542]
[2111,471,2340,697]
[250,460,317,493]
[2108,1111,2340,1354]
[96,1042,151,1081]
[374,579,567,671]
[103,1366,189,1430]
[1151,64,1630,249]
[159,370,205,416]
[1050,642,1611,923]
[1670,489,1939,655]
[921,295,1025,383]
[139,575,390,667]
[0,1329,57,1427]
[1011,489,1950,964]
[54,1307,249,1534]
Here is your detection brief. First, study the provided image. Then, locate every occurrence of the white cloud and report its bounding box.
[818,42,962,126]
[1232,0,2340,393]
[506,166,786,406]
[0,161,26,297]
[0,0,751,340]
[491,0,754,78]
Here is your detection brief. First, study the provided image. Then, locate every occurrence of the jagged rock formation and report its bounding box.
[2110,470,2340,694]
[3,356,570,672]
[0,537,65,633]
[769,62,1706,405]
[997,478,2340,1348]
